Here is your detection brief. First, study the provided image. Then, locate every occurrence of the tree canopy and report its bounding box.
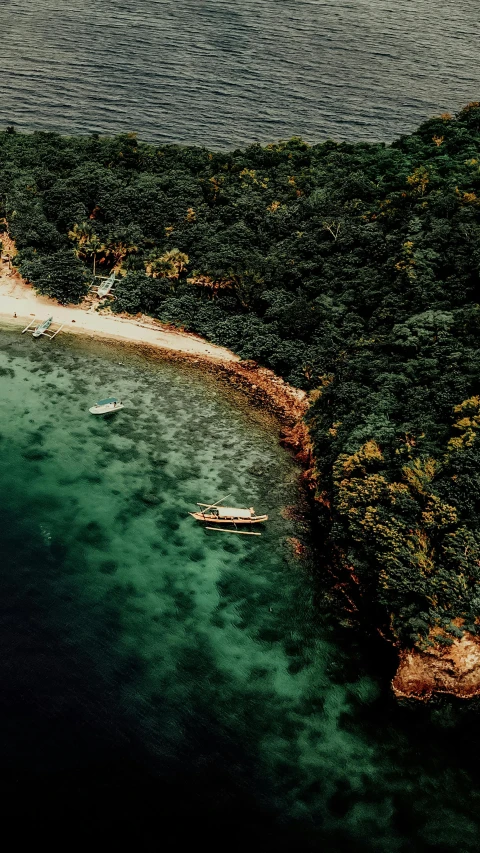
[1,106,480,649]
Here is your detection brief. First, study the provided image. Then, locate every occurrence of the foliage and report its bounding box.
[16,248,91,303]
[111,270,172,315]
[1,106,480,646]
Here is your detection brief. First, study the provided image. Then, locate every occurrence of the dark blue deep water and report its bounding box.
[1,0,479,147]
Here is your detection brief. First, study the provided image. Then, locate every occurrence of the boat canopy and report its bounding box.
[97,397,118,405]
[216,507,252,519]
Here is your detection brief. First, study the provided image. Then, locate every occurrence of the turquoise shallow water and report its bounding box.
[2,325,480,850]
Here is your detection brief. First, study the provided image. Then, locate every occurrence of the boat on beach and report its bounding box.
[32,316,53,337]
[89,397,124,415]
[22,316,64,340]
[97,271,116,298]
[189,494,268,535]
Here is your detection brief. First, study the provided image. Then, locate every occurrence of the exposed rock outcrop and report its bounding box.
[392,632,480,700]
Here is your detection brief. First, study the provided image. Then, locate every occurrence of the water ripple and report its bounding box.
[1,0,479,146]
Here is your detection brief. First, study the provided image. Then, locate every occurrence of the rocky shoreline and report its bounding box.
[392,632,480,701]
[1,244,474,703]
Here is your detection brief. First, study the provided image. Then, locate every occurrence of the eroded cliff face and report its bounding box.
[392,632,480,700]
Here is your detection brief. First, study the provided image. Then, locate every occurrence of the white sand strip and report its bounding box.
[0,272,238,362]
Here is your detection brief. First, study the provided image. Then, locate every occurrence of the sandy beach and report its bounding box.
[0,261,238,363]
[0,253,308,433]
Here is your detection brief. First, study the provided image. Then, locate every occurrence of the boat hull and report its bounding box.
[89,403,124,415]
[189,512,268,525]
[33,318,53,337]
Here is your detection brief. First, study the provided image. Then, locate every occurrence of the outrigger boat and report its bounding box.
[189,494,268,536]
[97,271,116,299]
[32,316,53,338]
[89,397,124,416]
[22,316,64,339]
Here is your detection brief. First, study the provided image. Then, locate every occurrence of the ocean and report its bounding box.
[1,0,479,148]
[2,327,480,850]
[2,2,480,848]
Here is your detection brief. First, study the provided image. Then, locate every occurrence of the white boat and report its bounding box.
[97,272,116,298]
[32,316,53,337]
[22,316,64,339]
[190,506,268,525]
[89,397,124,415]
[189,494,268,535]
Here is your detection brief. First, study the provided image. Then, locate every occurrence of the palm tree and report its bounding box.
[68,223,106,276]
[88,235,105,277]
[146,248,189,279]
[68,222,94,251]
[108,238,139,272]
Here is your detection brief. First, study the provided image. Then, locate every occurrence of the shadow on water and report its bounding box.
[2,328,480,850]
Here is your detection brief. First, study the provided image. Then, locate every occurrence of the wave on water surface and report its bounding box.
[1,0,479,146]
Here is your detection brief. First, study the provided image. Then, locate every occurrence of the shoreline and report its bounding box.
[2,263,465,705]
[6,256,467,703]
[0,258,310,442]
[0,256,315,566]
[0,269,239,363]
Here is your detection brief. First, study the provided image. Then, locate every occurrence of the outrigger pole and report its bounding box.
[197,493,232,518]
[195,494,262,534]
[21,318,37,334]
[21,317,64,339]
[205,527,261,536]
[43,325,64,339]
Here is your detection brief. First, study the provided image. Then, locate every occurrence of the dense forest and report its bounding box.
[1,104,480,652]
